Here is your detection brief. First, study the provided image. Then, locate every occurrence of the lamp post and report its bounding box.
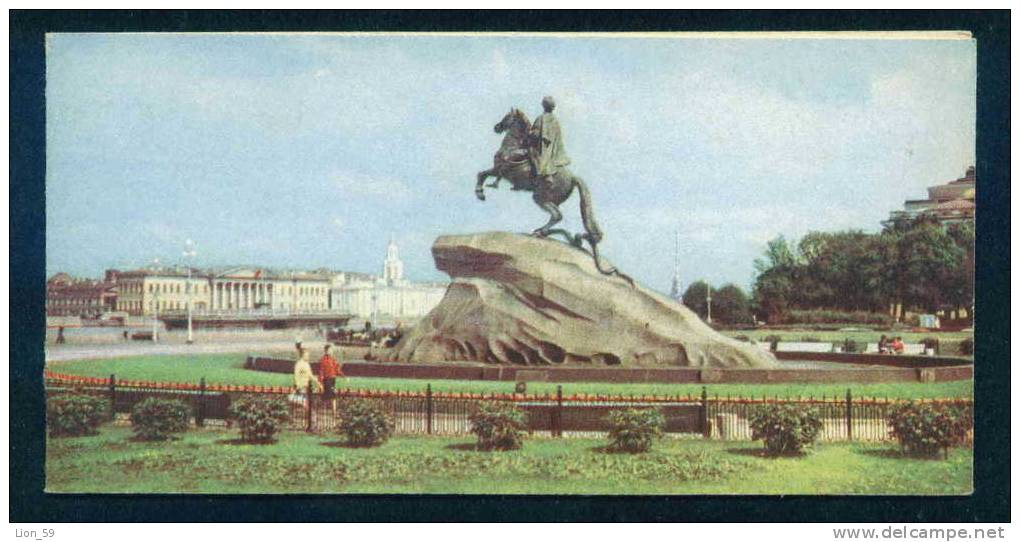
[183,239,197,344]
[151,258,160,343]
[151,290,160,343]
[706,285,713,324]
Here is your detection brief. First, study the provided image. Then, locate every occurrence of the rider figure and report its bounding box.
[529,96,570,190]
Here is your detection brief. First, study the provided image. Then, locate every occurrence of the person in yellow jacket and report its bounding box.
[292,343,323,393]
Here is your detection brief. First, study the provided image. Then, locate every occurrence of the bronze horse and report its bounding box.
[475,108,632,284]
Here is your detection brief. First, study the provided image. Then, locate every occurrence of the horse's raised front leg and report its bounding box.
[475,168,498,201]
[532,199,563,237]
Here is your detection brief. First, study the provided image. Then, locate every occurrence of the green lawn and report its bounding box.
[46,426,972,495]
[46,354,973,399]
[720,328,973,349]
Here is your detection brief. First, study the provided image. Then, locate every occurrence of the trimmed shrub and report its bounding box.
[607,408,665,453]
[749,404,822,456]
[921,337,940,354]
[959,338,974,356]
[130,397,191,441]
[842,339,861,353]
[799,336,823,343]
[763,335,783,352]
[228,395,290,443]
[47,393,109,437]
[338,399,394,447]
[888,402,971,459]
[469,402,527,451]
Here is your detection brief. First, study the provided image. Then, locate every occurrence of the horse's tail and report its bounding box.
[572,176,603,244]
[590,238,635,287]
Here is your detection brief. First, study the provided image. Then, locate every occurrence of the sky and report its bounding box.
[46,33,976,293]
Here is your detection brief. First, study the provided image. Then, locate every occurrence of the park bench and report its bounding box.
[775,340,832,355]
[775,342,835,353]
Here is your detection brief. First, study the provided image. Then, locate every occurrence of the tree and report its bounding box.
[751,216,974,323]
[752,236,798,323]
[712,284,754,325]
[882,217,967,314]
[682,280,711,320]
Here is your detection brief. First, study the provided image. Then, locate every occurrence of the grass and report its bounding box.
[45,426,972,495]
[46,354,973,399]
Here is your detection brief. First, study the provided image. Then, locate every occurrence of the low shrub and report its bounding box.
[763,335,783,351]
[921,337,940,354]
[607,408,665,453]
[749,404,822,456]
[47,392,109,437]
[338,399,394,447]
[799,336,823,343]
[469,402,527,451]
[888,402,972,459]
[842,339,860,353]
[130,397,191,441]
[959,338,974,356]
[228,395,290,443]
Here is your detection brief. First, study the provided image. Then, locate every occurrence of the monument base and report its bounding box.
[391,232,778,368]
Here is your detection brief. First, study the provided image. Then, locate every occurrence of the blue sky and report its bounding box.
[46,33,975,292]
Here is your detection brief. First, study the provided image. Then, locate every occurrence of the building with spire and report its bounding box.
[382,238,404,284]
[669,230,684,304]
[330,239,447,323]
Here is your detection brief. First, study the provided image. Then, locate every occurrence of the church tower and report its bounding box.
[383,238,404,285]
[669,230,683,304]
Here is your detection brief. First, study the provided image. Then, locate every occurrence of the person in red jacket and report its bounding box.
[891,337,905,354]
[318,344,342,398]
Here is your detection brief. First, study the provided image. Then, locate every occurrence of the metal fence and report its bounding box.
[44,371,973,442]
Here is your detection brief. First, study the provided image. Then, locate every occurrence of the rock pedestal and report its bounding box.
[391,232,778,368]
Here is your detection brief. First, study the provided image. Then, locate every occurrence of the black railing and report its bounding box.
[45,374,973,443]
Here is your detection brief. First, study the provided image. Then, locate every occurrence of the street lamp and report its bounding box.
[183,239,197,344]
[151,258,160,343]
[706,286,713,324]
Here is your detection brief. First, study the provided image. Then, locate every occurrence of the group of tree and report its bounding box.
[679,216,974,325]
[681,280,755,325]
[751,216,974,324]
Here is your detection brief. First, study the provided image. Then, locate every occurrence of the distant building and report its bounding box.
[52,243,445,319]
[887,166,976,226]
[106,266,331,317]
[46,273,117,317]
[331,240,447,321]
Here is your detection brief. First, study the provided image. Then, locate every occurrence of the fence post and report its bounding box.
[196,377,206,428]
[845,388,853,441]
[426,383,434,435]
[554,385,563,438]
[305,380,313,433]
[108,373,117,418]
[700,386,710,439]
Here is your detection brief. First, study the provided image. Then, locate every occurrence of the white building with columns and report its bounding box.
[330,240,447,322]
[208,268,330,313]
[107,266,331,316]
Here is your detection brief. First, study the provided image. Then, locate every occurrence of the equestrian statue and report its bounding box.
[475,96,632,285]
